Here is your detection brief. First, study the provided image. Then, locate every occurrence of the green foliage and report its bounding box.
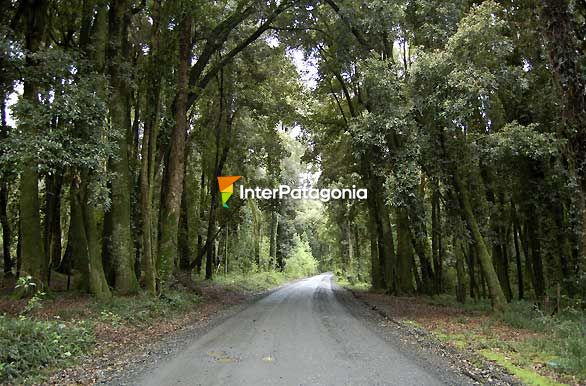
[495,301,586,378]
[284,236,319,277]
[95,292,202,326]
[14,275,38,297]
[215,271,290,293]
[0,316,94,383]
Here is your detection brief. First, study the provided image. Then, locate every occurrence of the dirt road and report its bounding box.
[133,274,474,386]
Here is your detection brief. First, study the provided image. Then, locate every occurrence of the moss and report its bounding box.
[480,350,567,386]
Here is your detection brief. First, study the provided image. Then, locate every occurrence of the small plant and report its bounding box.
[23,291,46,315]
[99,310,123,327]
[14,275,37,296]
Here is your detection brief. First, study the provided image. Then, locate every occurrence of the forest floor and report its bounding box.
[0,272,292,385]
[347,289,585,386]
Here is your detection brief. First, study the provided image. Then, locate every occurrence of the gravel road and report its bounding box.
[131,273,475,386]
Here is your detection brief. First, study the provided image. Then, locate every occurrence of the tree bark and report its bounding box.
[106,0,139,294]
[1,176,11,275]
[539,0,586,268]
[20,0,48,286]
[158,12,192,281]
[453,172,507,312]
[43,171,63,283]
[195,170,206,274]
[269,209,279,269]
[511,201,525,300]
[70,174,112,300]
[431,186,443,293]
[178,163,191,271]
[138,0,163,295]
[396,208,414,294]
[455,238,467,303]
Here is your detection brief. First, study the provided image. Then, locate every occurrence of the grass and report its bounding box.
[0,290,202,384]
[213,270,296,292]
[480,350,567,386]
[92,291,202,326]
[0,315,94,384]
[335,274,371,292]
[422,297,586,385]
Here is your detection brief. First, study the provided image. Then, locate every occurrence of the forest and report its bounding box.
[0,0,585,385]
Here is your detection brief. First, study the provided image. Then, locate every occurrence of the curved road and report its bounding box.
[136,274,469,386]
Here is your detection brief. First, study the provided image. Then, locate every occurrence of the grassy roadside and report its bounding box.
[426,297,586,386]
[0,290,203,385]
[0,271,298,385]
[212,270,300,293]
[337,280,585,386]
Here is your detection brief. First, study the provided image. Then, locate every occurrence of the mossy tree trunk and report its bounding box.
[139,0,163,295]
[106,0,139,294]
[43,171,62,284]
[70,175,112,301]
[396,208,415,294]
[158,12,192,282]
[1,173,11,275]
[195,170,206,274]
[454,172,508,312]
[20,0,48,286]
[269,209,279,269]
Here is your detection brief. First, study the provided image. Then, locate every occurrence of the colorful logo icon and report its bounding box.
[218,176,241,208]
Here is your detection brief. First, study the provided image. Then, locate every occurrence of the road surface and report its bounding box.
[136,274,470,386]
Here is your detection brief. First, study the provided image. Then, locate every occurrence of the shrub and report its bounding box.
[0,315,94,383]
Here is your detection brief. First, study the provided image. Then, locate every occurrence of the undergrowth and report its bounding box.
[0,316,94,384]
[424,295,586,384]
[0,290,202,384]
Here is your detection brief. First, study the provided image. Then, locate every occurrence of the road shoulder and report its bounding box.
[331,281,522,386]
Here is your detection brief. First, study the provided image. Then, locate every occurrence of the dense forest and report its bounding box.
[0,0,586,382]
[2,0,586,310]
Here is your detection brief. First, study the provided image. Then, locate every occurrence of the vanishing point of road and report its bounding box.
[136,274,474,386]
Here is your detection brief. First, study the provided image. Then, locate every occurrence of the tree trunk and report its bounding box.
[368,207,382,289]
[158,13,192,281]
[71,175,112,301]
[269,209,279,269]
[178,165,191,271]
[431,187,443,293]
[511,202,524,300]
[409,194,435,295]
[0,98,10,275]
[205,180,219,280]
[539,0,586,270]
[195,170,206,274]
[455,238,467,303]
[378,197,396,293]
[354,224,362,281]
[527,218,546,302]
[107,0,139,294]
[453,172,507,312]
[1,176,11,275]
[20,0,48,286]
[44,171,63,283]
[346,217,354,279]
[465,242,478,299]
[138,13,163,293]
[396,208,414,294]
